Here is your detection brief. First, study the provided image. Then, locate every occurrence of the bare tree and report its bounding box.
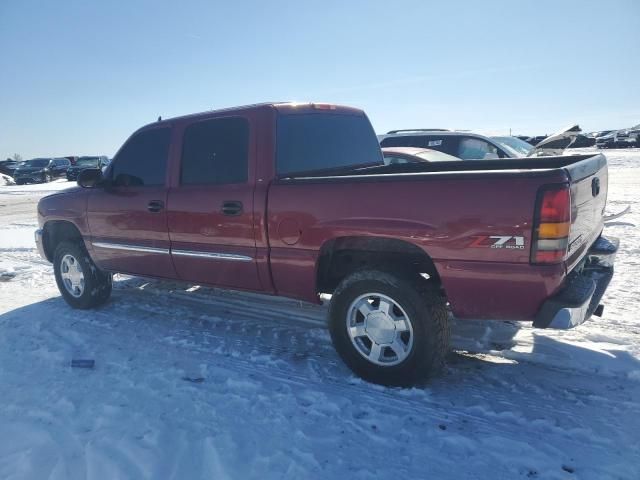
[12,153,22,162]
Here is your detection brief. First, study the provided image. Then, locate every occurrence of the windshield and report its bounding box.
[76,157,100,167]
[491,136,534,157]
[20,159,49,167]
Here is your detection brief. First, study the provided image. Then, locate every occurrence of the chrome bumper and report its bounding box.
[533,236,618,330]
[34,229,48,261]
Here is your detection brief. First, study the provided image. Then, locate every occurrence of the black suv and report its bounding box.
[13,158,71,184]
[66,156,110,181]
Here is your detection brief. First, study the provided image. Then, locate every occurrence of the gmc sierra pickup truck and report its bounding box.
[35,102,618,386]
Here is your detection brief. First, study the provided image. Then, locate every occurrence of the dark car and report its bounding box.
[66,156,109,181]
[597,128,640,149]
[0,159,20,177]
[13,157,71,184]
[567,134,596,148]
[527,135,548,146]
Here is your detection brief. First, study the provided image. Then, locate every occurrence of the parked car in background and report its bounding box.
[567,134,596,148]
[380,130,537,159]
[526,135,548,146]
[35,102,616,386]
[0,159,21,177]
[65,156,78,166]
[381,125,588,159]
[381,147,461,164]
[380,130,516,159]
[589,130,614,139]
[13,157,70,184]
[597,127,640,149]
[66,156,110,181]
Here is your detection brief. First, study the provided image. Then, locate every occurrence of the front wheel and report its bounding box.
[329,270,449,386]
[53,241,112,309]
[42,173,52,183]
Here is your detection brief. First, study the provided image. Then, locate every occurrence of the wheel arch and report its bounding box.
[315,236,442,295]
[42,220,84,262]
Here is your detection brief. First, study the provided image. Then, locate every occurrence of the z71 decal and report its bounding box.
[469,235,525,249]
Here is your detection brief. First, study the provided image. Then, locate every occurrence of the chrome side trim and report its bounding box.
[91,241,253,262]
[171,249,253,262]
[92,242,170,255]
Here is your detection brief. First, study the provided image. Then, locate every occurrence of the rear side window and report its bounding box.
[380,135,459,156]
[181,117,249,185]
[111,128,171,186]
[276,113,382,175]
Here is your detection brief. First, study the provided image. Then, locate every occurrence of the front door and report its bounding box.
[87,126,176,279]
[167,116,262,291]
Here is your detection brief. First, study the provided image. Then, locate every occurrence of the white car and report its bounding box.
[379,125,583,159]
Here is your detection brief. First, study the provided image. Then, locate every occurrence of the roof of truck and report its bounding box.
[148,102,365,128]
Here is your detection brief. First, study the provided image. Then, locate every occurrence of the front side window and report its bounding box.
[181,117,249,185]
[111,128,171,187]
[277,113,382,175]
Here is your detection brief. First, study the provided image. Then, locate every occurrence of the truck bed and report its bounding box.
[268,153,608,321]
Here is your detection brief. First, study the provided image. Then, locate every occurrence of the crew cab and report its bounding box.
[35,102,617,386]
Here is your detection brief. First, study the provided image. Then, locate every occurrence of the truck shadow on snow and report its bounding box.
[3,275,639,394]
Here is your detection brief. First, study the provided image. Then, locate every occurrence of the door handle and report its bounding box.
[221,200,243,216]
[147,200,164,213]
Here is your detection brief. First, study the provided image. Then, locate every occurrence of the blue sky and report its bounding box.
[1,0,639,159]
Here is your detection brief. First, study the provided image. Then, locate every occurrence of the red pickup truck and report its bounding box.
[35,102,617,385]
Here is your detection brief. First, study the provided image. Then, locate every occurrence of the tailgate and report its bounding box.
[565,153,608,271]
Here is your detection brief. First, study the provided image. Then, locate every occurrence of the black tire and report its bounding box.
[15,179,24,185]
[53,240,112,309]
[42,173,52,183]
[329,269,449,386]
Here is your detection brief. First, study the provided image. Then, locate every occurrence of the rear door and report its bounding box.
[565,154,608,270]
[166,116,262,291]
[86,126,175,278]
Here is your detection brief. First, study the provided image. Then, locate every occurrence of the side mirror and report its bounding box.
[77,168,103,188]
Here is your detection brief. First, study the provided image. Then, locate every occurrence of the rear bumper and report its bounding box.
[533,236,618,329]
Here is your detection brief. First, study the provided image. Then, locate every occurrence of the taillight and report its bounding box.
[531,184,571,264]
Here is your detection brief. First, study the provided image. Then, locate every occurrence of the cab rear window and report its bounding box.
[276,113,382,175]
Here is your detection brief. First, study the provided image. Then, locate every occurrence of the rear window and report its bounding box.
[276,113,382,175]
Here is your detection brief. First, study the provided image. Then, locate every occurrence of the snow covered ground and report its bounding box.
[0,152,639,479]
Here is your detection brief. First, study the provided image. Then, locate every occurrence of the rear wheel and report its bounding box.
[53,241,112,309]
[329,270,449,386]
